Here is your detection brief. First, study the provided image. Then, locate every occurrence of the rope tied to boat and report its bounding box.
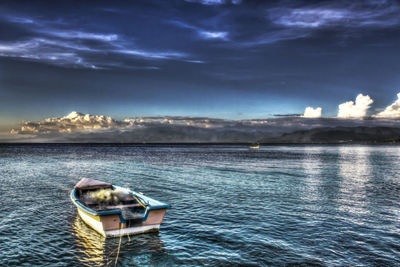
[114,223,123,266]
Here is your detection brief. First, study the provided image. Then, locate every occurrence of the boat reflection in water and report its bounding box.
[72,216,108,266]
[71,216,170,266]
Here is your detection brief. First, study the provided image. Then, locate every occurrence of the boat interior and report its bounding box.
[75,183,147,226]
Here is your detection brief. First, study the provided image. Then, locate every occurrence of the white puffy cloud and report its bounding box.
[11,111,123,134]
[337,94,373,118]
[374,93,400,118]
[302,107,322,118]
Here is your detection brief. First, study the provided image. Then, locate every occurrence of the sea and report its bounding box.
[0,144,399,266]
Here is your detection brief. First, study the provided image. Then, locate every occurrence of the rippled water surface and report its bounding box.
[1,144,400,266]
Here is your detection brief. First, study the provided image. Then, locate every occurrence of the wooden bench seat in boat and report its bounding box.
[100,203,142,210]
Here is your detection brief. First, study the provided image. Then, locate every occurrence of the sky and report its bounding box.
[1,0,400,141]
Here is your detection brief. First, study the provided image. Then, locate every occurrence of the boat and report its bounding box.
[249,144,260,149]
[70,178,170,237]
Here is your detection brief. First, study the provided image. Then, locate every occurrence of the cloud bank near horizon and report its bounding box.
[10,111,232,135]
[7,109,400,143]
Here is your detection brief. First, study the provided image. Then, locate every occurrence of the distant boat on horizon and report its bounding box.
[70,178,170,237]
[249,144,260,149]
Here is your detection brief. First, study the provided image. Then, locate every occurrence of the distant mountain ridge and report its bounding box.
[260,126,400,144]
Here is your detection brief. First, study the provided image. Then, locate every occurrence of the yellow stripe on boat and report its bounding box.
[77,207,105,236]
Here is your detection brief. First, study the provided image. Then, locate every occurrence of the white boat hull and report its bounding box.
[78,208,161,237]
[105,225,160,237]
